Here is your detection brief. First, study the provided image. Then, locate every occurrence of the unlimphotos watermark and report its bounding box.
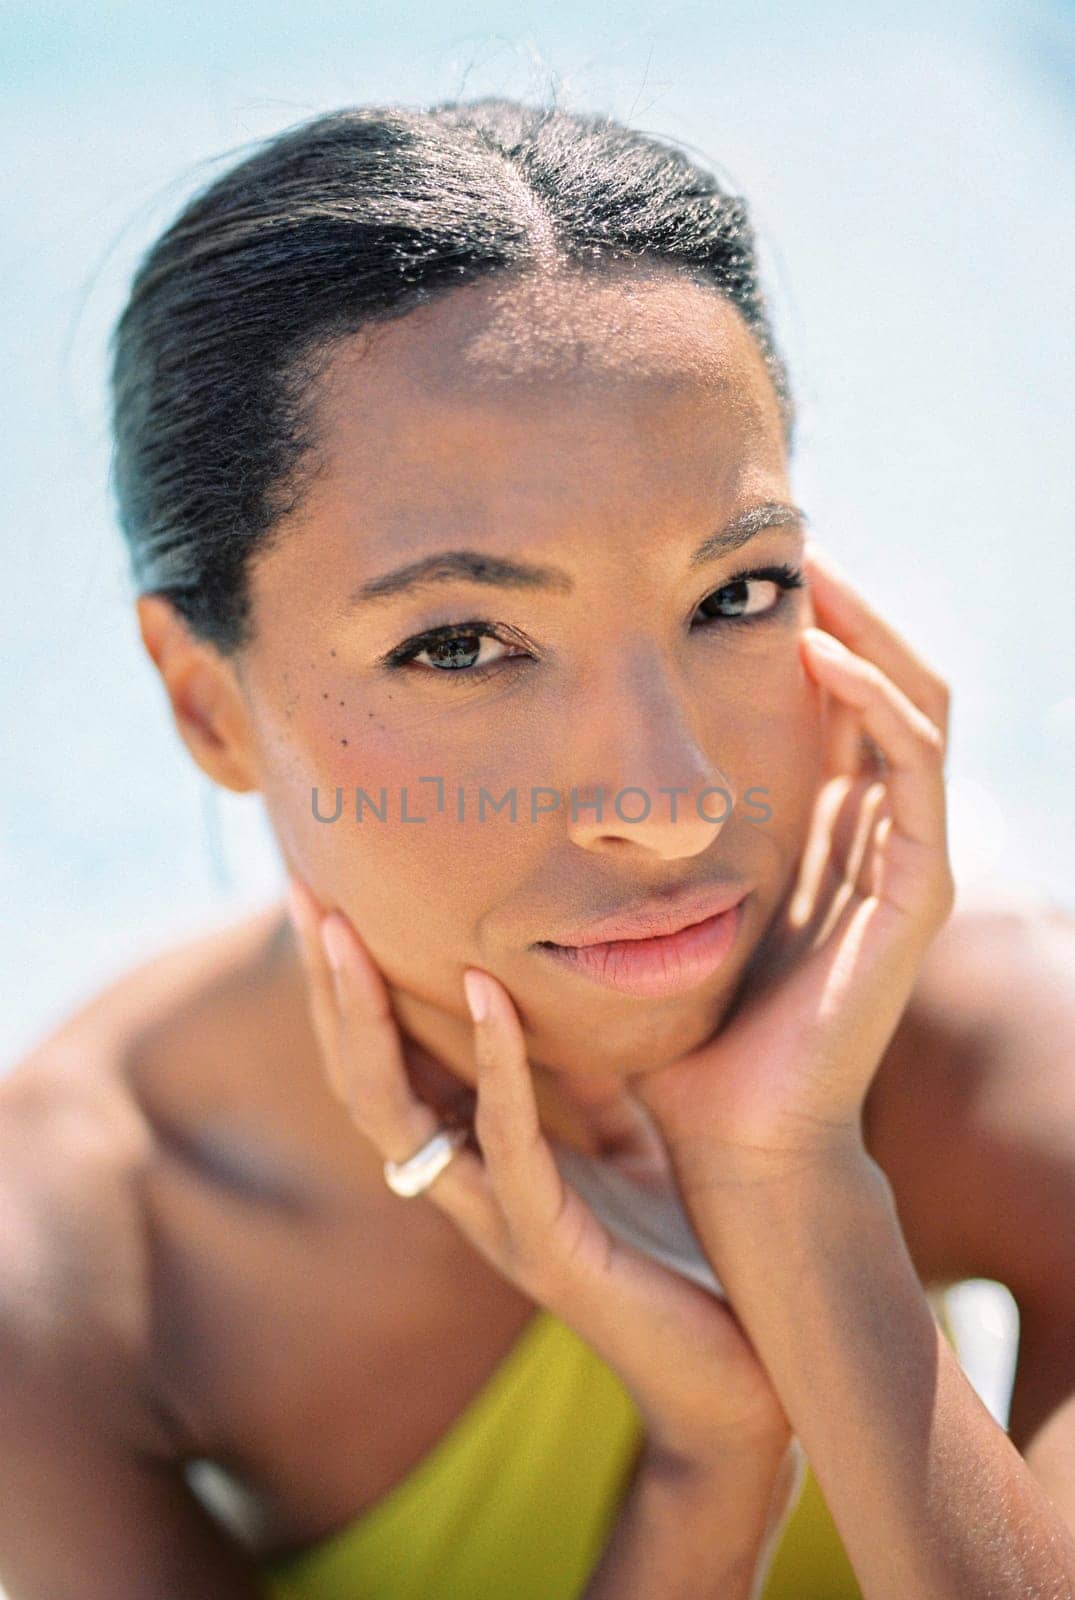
[310,778,774,826]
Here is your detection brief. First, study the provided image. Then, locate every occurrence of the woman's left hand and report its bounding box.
[632,538,956,1189]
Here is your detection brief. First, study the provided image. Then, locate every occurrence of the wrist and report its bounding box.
[583,1433,796,1600]
[640,1428,794,1504]
[683,1147,908,1351]
[636,1433,802,1591]
[672,1128,890,1216]
[670,1140,900,1312]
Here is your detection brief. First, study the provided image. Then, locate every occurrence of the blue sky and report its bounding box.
[3,0,1074,1060]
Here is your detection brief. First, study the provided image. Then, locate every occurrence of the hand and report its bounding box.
[285,871,792,1477]
[632,538,956,1187]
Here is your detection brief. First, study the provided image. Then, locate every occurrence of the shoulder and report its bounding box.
[864,895,1075,1317]
[16,900,292,1074]
[0,1045,185,1459]
[0,901,292,1458]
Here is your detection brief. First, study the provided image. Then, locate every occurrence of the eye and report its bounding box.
[693,562,805,627]
[381,561,807,685]
[383,622,529,681]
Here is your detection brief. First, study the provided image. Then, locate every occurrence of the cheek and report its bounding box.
[778,643,825,771]
[262,684,543,932]
[732,644,824,833]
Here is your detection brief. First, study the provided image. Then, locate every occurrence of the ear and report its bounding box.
[136,594,260,794]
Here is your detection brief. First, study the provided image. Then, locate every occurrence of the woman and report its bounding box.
[2,96,1074,1600]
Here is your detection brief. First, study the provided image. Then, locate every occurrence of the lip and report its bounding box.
[535,899,747,999]
[540,879,753,947]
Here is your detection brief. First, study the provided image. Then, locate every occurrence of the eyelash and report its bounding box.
[382,562,807,683]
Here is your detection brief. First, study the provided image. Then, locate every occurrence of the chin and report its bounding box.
[532,984,737,1080]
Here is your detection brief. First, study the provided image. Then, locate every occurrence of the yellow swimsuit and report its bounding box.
[259,1290,961,1600]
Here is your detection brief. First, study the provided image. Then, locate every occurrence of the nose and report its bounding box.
[563,647,736,860]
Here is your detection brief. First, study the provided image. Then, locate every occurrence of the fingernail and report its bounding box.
[321,915,349,973]
[463,970,489,1023]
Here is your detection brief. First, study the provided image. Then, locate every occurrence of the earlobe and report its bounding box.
[134,594,260,795]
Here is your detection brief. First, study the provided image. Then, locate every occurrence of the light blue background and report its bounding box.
[4,0,1074,1065]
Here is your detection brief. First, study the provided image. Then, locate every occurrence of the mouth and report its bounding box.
[533,882,752,1000]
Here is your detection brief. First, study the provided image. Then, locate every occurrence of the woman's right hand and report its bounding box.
[285,872,796,1495]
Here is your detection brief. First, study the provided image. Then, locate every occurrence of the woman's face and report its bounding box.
[231,264,824,1081]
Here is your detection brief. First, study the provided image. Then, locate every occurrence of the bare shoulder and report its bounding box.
[891,893,1074,1033]
[13,900,292,1074]
[0,1044,184,1461]
[864,894,1075,1308]
[0,901,292,1458]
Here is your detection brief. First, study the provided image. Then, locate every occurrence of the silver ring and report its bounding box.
[383,1123,469,1198]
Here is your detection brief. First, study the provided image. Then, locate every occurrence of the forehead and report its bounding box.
[243,266,793,650]
[274,266,790,587]
[306,262,784,449]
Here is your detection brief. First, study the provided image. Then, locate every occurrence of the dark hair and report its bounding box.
[109,96,794,656]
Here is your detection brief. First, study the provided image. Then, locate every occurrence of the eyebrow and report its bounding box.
[348,500,808,606]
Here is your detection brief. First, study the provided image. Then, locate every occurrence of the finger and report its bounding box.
[463,969,572,1248]
[464,966,654,1305]
[800,628,948,857]
[803,540,950,756]
[780,762,879,934]
[862,804,895,902]
[828,774,892,901]
[462,971,736,1327]
[462,970,774,1427]
[821,777,892,941]
[784,773,854,934]
[285,875,350,1100]
[321,911,455,1163]
[318,910,497,1238]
